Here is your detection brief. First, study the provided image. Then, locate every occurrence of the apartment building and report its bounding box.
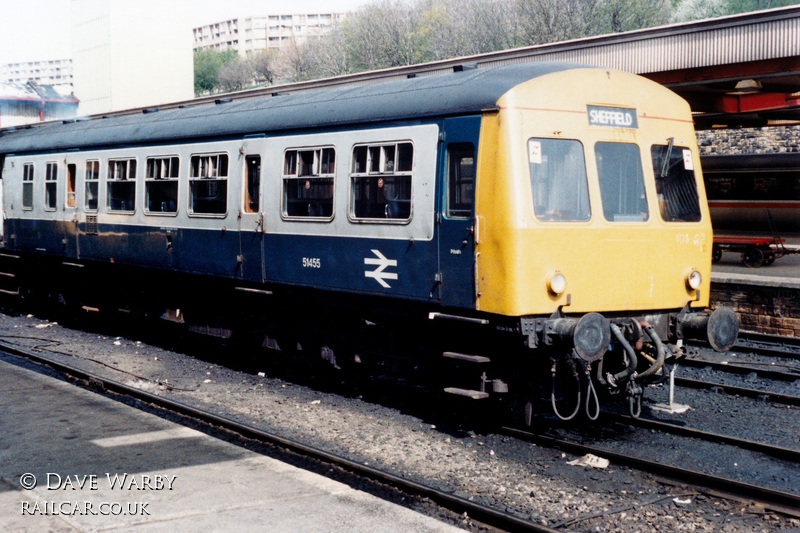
[2,59,74,87]
[193,13,345,56]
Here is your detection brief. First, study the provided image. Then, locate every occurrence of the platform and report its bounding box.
[711,232,800,283]
[709,233,800,337]
[0,356,461,533]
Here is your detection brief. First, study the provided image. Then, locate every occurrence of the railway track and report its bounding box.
[605,411,800,462]
[736,332,800,359]
[689,332,800,362]
[681,356,800,381]
[3,304,799,529]
[673,375,800,406]
[502,424,800,518]
[0,340,562,533]
[683,333,800,394]
[5,331,799,528]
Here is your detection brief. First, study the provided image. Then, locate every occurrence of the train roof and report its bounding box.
[0,62,590,155]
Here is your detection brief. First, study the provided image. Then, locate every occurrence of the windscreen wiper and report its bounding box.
[659,137,674,178]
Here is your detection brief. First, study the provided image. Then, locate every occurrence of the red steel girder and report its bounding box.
[715,91,800,114]
[644,57,800,87]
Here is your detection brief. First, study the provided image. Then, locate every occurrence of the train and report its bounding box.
[0,62,738,420]
[702,152,800,235]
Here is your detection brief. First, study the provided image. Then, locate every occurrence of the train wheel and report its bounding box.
[712,245,722,263]
[741,248,764,268]
[763,253,776,266]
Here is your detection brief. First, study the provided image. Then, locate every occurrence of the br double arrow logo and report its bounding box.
[364,249,398,288]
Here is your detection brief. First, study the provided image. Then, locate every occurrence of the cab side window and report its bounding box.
[446,143,474,218]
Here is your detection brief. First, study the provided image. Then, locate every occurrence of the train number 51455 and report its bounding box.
[302,257,321,268]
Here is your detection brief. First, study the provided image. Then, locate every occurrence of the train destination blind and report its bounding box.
[587,106,638,129]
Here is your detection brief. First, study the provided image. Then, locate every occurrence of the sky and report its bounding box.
[0,0,370,67]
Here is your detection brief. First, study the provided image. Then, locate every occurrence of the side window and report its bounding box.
[45,162,58,211]
[189,153,228,216]
[595,142,648,222]
[22,163,34,210]
[85,160,99,211]
[107,158,137,213]
[528,138,590,222]
[651,144,701,222]
[446,143,474,218]
[66,164,77,208]
[145,156,179,214]
[282,147,334,219]
[350,142,413,221]
[244,155,261,214]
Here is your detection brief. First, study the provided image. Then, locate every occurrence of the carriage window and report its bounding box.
[145,156,179,214]
[651,144,701,222]
[244,155,261,213]
[66,164,77,208]
[85,160,99,211]
[45,162,58,211]
[528,138,590,222]
[107,159,137,212]
[282,148,334,219]
[595,142,648,222]
[350,142,413,221]
[190,153,228,215]
[446,143,475,218]
[22,163,34,209]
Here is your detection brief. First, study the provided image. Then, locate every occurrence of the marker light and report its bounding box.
[548,272,567,295]
[686,270,702,290]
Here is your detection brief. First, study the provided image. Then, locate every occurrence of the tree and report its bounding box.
[193,49,238,95]
[249,50,279,85]
[217,58,255,92]
[341,0,418,71]
[277,39,322,82]
[725,0,799,13]
[595,0,673,34]
[515,0,602,46]
[672,0,728,20]
[673,0,798,21]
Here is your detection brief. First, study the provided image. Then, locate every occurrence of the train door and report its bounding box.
[238,137,266,282]
[438,116,480,308]
[61,156,80,257]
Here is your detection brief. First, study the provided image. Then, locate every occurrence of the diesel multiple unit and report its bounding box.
[0,62,738,419]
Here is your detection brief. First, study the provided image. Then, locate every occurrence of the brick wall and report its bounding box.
[711,278,800,337]
[697,125,800,155]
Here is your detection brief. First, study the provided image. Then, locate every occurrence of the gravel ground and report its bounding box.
[2,308,799,533]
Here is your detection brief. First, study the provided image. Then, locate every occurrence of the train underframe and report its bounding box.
[0,250,738,422]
